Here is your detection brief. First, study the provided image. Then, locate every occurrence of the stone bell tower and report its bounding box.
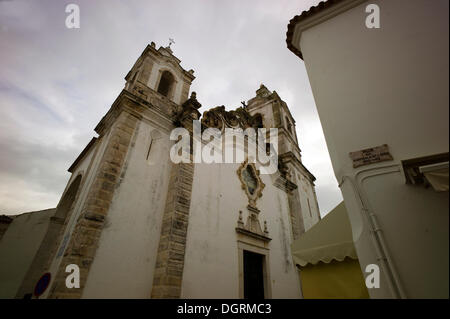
[124,41,195,105]
[246,84,321,236]
[41,42,201,299]
[14,43,318,299]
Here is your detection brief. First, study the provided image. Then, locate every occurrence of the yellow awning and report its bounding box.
[291,201,357,267]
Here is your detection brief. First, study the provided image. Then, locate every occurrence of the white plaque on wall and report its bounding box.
[349,144,393,168]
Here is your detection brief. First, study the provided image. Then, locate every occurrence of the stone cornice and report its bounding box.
[94,89,175,137]
[279,151,317,183]
[68,137,98,173]
[235,227,271,243]
[146,44,195,81]
[273,173,298,193]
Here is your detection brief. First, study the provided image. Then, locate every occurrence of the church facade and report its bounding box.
[2,43,320,299]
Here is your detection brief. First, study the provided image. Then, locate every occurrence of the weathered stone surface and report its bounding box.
[49,112,138,299]
[151,116,195,299]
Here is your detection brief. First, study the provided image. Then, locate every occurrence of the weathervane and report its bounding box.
[168,38,175,48]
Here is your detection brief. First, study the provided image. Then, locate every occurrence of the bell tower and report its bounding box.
[124,41,195,105]
[43,42,200,299]
[246,84,321,235]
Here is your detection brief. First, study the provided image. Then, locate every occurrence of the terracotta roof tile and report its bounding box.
[286,0,345,59]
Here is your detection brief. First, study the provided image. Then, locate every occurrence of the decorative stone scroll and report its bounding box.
[201,106,263,132]
[172,91,202,127]
[237,161,265,208]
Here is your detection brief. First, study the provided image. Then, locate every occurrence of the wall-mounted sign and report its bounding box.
[34,272,51,298]
[349,144,393,168]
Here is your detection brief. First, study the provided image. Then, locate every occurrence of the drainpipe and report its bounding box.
[339,164,407,299]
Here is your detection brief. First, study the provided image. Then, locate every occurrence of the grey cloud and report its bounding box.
[0,0,342,216]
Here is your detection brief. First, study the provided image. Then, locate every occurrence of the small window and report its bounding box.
[157,71,175,98]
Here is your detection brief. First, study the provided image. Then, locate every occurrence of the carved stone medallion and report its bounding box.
[237,160,265,208]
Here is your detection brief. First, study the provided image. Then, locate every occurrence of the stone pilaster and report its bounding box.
[151,107,197,298]
[137,57,154,86]
[274,159,305,240]
[287,189,305,240]
[48,112,139,299]
[151,160,194,298]
[180,81,190,104]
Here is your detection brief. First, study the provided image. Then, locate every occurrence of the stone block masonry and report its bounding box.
[48,112,139,298]
[151,161,195,298]
[151,112,196,299]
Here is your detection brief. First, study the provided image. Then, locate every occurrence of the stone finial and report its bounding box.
[174,91,202,127]
[237,210,244,228]
[184,92,201,110]
[256,84,271,98]
[150,41,156,48]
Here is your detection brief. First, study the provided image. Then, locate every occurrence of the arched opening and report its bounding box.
[253,113,263,128]
[15,175,83,298]
[54,175,82,220]
[157,71,175,98]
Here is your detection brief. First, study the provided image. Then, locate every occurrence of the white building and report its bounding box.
[287,0,449,298]
[0,42,321,299]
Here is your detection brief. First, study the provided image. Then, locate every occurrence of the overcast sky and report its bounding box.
[0,0,342,216]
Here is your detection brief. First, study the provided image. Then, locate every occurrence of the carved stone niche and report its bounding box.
[236,161,271,242]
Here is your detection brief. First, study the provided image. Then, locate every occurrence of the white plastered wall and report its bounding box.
[181,161,302,298]
[299,0,449,298]
[82,119,172,298]
[0,209,55,298]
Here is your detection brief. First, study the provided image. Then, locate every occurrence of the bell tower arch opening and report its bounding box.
[157,70,175,98]
[124,43,196,105]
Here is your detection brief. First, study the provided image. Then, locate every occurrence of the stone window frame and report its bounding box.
[237,240,272,299]
[237,161,265,208]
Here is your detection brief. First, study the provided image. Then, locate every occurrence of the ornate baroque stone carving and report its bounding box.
[236,205,271,242]
[237,161,265,208]
[201,106,263,132]
[236,160,270,242]
[172,91,202,127]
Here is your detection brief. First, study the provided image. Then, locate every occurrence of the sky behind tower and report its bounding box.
[0,0,342,216]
